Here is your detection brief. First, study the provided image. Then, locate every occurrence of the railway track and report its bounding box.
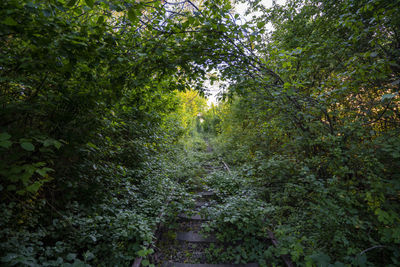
[133,143,294,267]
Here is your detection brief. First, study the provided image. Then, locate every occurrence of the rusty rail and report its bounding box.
[267,230,294,267]
[131,192,174,267]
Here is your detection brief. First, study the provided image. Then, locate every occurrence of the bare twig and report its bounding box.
[360,245,387,255]
[221,160,231,174]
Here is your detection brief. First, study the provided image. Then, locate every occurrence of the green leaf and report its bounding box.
[21,142,35,151]
[97,16,104,24]
[1,17,18,26]
[66,253,77,261]
[0,132,11,140]
[353,254,367,266]
[43,139,53,147]
[87,142,98,150]
[137,250,147,257]
[16,189,27,195]
[142,259,150,266]
[83,251,95,261]
[44,139,62,149]
[257,21,266,29]
[53,140,62,149]
[89,235,97,242]
[85,0,94,8]
[310,252,331,265]
[26,181,42,193]
[128,8,137,22]
[72,260,87,266]
[36,167,54,177]
[0,140,12,149]
[67,0,78,7]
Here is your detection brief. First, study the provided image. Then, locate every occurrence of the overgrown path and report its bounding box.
[149,137,287,267]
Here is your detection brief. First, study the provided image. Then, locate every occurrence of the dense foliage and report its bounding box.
[1,0,399,266]
[203,0,400,265]
[0,0,212,265]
